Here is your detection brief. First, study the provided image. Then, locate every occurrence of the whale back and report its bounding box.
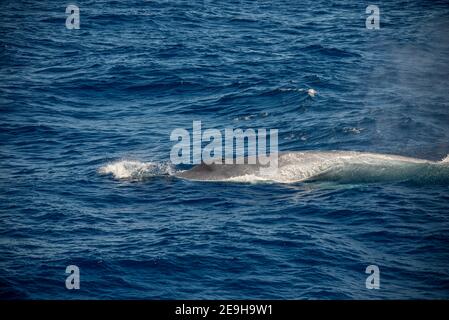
[175,151,449,184]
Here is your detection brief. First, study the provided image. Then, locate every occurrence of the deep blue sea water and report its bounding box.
[1,0,449,299]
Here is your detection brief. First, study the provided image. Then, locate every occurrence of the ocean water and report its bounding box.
[1,0,449,299]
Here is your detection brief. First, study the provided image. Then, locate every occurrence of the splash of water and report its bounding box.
[98,160,174,181]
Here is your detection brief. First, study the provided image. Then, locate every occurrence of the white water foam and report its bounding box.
[278,88,317,97]
[442,154,449,163]
[99,160,174,180]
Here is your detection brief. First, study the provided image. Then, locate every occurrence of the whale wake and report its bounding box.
[99,151,449,185]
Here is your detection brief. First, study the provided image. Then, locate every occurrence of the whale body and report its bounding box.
[175,151,449,184]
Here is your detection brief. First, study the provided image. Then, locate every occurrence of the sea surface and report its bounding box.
[1,0,449,299]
